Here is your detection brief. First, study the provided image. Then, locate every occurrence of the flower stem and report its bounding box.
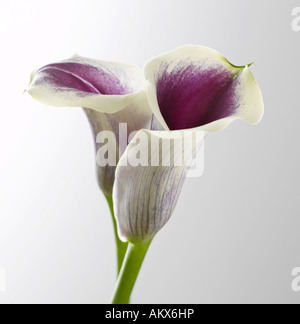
[111,240,152,304]
[105,194,128,274]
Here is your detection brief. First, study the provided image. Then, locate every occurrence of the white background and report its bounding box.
[0,0,300,304]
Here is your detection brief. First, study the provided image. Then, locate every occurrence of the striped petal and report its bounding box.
[144,45,264,132]
[113,129,205,243]
[84,93,152,196]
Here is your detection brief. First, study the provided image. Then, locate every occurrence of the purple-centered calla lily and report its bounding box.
[27,55,152,195]
[113,45,264,244]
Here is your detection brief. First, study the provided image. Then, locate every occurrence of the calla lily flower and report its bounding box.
[27,55,152,195]
[113,45,264,244]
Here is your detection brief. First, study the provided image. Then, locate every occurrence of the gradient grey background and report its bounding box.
[0,0,299,304]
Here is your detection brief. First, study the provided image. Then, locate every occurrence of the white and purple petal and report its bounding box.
[27,54,146,113]
[113,129,205,243]
[144,45,264,132]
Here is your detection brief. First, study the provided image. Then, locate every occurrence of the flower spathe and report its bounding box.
[27,55,152,195]
[113,45,264,243]
[28,54,146,112]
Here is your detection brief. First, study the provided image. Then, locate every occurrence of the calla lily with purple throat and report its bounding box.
[27,54,152,272]
[113,45,264,244]
[27,54,152,195]
[111,46,263,304]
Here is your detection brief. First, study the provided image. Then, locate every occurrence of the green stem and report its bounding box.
[111,240,152,304]
[105,194,128,274]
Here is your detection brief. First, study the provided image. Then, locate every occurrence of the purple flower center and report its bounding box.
[156,63,240,130]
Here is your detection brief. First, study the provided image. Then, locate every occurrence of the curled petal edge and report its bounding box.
[27,54,146,114]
